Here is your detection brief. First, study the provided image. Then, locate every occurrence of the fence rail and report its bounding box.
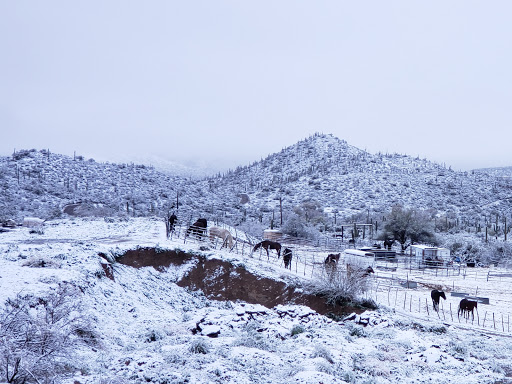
[165,221,512,335]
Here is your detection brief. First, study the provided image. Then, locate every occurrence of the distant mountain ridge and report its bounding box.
[1,135,511,234]
[204,133,512,222]
[473,166,512,178]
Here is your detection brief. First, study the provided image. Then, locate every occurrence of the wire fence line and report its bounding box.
[164,221,512,335]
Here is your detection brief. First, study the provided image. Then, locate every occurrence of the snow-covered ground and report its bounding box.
[1,217,512,384]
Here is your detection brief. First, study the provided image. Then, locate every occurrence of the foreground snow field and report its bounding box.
[1,217,512,384]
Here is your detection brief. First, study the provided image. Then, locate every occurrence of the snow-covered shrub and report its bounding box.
[346,323,367,338]
[305,261,372,304]
[145,327,166,343]
[341,369,356,383]
[0,284,90,384]
[290,324,305,336]
[232,321,277,352]
[189,338,210,354]
[281,213,320,240]
[311,343,334,364]
[448,340,468,360]
[22,256,61,268]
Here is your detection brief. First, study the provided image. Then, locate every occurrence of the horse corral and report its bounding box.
[169,219,512,334]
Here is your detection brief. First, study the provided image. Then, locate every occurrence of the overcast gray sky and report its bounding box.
[1,1,511,172]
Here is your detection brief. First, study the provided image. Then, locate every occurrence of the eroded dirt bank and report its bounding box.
[116,247,362,317]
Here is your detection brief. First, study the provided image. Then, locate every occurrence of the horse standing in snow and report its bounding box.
[430,289,446,312]
[252,240,282,259]
[324,253,340,281]
[209,227,234,249]
[458,298,478,320]
[282,248,293,270]
[166,213,177,238]
[186,218,207,240]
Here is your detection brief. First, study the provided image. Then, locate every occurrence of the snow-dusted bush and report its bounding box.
[0,284,92,384]
[311,343,334,364]
[290,324,305,336]
[21,256,61,268]
[232,321,277,352]
[189,338,210,354]
[305,260,372,305]
[346,323,367,338]
[448,340,468,361]
[281,213,320,240]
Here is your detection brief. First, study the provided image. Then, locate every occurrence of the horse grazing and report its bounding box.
[430,289,446,312]
[252,240,282,259]
[282,248,293,270]
[209,226,234,249]
[458,298,478,320]
[186,218,208,239]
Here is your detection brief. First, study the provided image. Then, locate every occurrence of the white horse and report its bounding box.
[209,226,234,249]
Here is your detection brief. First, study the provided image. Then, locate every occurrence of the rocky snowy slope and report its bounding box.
[1,217,512,384]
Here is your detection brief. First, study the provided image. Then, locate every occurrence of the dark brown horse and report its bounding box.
[325,253,341,265]
[458,298,478,320]
[253,240,282,259]
[186,218,207,239]
[324,253,340,281]
[430,289,446,312]
[283,248,292,270]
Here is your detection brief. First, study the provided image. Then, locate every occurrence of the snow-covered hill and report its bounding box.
[1,134,512,244]
[202,133,512,228]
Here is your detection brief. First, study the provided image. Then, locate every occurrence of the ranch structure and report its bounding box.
[409,244,450,266]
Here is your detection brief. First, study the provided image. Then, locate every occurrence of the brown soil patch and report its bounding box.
[116,247,363,318]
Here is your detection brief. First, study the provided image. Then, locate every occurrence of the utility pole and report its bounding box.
[279,196,283,227]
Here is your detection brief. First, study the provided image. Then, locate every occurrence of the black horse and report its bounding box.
[458,298,478,320]
[283,248,292,270]
[169,213,177,229]
[186,218,207,239]
[430,289,446,312]
[383,238,395,250]
[166,213,177,237]
[253,240,282,259]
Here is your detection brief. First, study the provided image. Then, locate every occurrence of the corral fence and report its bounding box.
[164,218,512,335]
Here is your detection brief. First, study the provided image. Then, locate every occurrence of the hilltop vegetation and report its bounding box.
[1,134,512,261]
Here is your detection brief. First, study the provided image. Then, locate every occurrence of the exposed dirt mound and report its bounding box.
[116,248,363,317]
